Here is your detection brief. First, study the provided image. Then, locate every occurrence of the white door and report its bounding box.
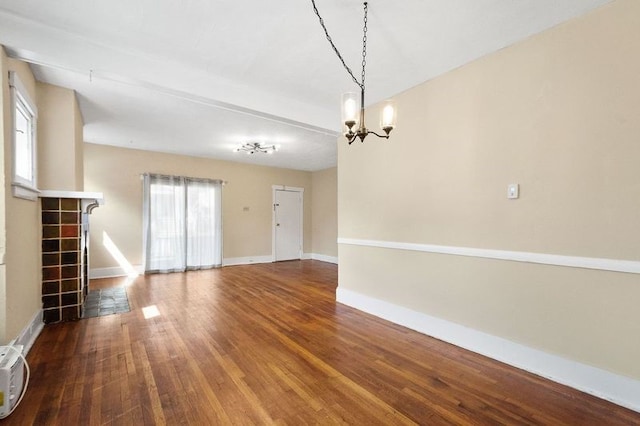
[274,189,302,261]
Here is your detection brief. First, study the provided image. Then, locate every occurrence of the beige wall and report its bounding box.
[84,143,316,269]
[1,51,42,344]
[0,49,87,344]
[338,0,640,379]
[0,48,6,342]
[311,167,337,258]
[37,82,84,191]
[74,98,84,191]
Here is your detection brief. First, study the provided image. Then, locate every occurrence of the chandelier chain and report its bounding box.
[361,2,367,91]
[310,0,367,90]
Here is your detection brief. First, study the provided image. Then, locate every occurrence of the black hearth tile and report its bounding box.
[61,279,79,292]
[42,267,61,281]
[42,239,60,253]
[61,252,78,265]
[83,308,99,318]
[42,281,60,295]
[60,212,79,224]
[42,226,60,239]
[61,225,79,238]
[61,265,79,279]
[41,198,59,211]
[80,287,131,318]
[61,292,79,306]
[42,211,60,224]
[42,295,59,309]
[61,198,79,211]
[43,253,60,266]
[43,309,60,323]
[60,238,79,251]
[62,306,79,321]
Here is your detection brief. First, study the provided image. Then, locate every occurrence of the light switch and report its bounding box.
[507,184,519,199]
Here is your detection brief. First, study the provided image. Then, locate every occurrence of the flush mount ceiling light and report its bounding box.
[235,142,277,154]
[311,1,397,145]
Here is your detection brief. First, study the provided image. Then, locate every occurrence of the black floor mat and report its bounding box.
[82,287,130,318]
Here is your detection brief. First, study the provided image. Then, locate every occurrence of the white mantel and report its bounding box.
[39,190,104,213]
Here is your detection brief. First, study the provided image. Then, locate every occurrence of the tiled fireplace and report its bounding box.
[40,191,102,323]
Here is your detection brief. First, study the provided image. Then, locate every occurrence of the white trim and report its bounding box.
[271,185,305,193]
[90,265,143,279]
[11,310,44,355]
[8,72,37,114]
[222,256,273,266]
[338,238,640,274]
[11,182,40,201]
[337,288,640,413]
[92,256,310,275]
[308,253,338,264]
[9,71,38,198]
[39,190,104,205]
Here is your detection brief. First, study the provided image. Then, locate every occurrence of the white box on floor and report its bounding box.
[0,345,25,419]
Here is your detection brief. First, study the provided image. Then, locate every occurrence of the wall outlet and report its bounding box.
[507,184,519,199]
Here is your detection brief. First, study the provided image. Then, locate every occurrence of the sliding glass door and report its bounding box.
[143,174,223,273]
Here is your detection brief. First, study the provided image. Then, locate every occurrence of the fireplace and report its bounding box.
[40,191,103,323]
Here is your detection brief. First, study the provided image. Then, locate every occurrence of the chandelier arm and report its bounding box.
[368,131,390,140]
[310,0,364,90]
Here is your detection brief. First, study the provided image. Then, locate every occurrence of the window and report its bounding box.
[142,174,223,273]
[9,72,38,200]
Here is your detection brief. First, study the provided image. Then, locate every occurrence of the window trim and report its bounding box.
[9,71,39,200]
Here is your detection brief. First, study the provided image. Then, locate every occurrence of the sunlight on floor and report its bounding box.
[142,305,161,319]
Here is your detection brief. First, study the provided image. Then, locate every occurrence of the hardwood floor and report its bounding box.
[8,260,640,425]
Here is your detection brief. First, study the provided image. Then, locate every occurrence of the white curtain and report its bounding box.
[185,178,222,270]
[143,174,223,273]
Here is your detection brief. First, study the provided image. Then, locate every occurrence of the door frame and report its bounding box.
[272,185,304,262]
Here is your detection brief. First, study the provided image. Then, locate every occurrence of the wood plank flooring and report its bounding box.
[8,260,640,425]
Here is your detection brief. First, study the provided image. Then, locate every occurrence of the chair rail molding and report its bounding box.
[337,238,640,274]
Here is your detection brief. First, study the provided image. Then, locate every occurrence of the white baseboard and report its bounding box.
[224,254,337,266]
[10,310,44,355]
[90,255,335,275]
[90,265,143,279]
[223,255,273,266]
[336,287,640,413]
[309,253,338,264]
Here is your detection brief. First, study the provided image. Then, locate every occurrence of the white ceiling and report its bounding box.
[0,0,611,171]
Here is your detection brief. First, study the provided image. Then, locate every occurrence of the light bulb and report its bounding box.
[341,92,360,130]
[379,100,397,134]
[345,99,357,120]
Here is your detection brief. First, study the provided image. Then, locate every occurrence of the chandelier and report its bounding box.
[235,142,277,154]
[311,1,397,144]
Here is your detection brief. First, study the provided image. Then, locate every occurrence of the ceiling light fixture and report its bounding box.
[311,1,397,145]
[235,142,277,154]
